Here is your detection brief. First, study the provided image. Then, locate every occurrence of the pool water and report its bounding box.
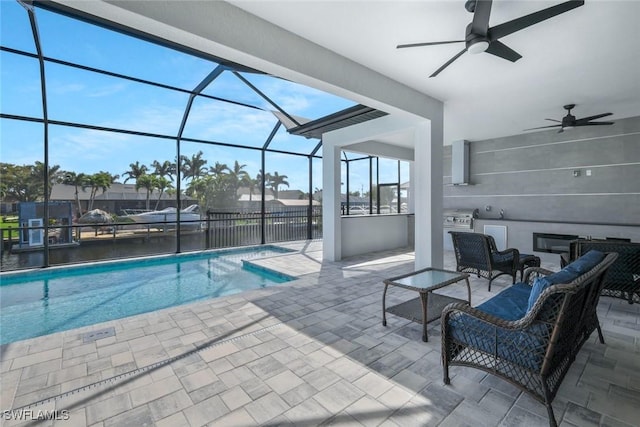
[0,246,293,344]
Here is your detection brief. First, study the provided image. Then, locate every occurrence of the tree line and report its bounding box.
[0,151,291,214]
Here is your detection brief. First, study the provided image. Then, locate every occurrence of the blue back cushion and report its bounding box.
[477,282,531,321]
[565,249,606,275]
[527,250,605,311]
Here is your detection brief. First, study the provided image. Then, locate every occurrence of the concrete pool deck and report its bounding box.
[1,240,639,426]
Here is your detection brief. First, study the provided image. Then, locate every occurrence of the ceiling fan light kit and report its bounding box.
[467,38,489,54]
[397,0,585,77]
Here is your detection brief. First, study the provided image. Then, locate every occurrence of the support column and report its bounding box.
[322,143,342,261]
[408,164,415,213]
[414,120,443,269]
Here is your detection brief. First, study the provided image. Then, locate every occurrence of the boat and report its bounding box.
[127,204,202,229]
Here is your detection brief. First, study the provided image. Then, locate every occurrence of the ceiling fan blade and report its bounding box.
[545,118,562,123]
[576,121,615,126]
[574,112,613,123]
[471,0,493,36]
[430,48,467,77]
[488,0,584,40]
[485,41,522,62]
[397,40,464,49]
[524,124,562,131]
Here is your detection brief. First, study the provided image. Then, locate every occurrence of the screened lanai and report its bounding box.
[0,0,419,272]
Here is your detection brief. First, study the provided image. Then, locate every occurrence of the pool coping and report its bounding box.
[0,244,295,283]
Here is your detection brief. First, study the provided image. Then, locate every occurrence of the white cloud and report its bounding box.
[88,83,127,98]
[49,82,85,95]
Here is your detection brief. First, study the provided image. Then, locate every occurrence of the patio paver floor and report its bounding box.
[1,240,639,426]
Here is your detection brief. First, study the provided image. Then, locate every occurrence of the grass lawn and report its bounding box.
[0,216,20,239]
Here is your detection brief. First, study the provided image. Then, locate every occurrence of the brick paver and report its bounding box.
[1,241,639,426]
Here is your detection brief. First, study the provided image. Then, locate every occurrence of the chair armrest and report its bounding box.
[495,248,519,258]
[490,248,520,271]
[523,267,556,285]
[491,248,520,259]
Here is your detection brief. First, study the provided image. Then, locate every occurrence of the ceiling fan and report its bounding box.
[525,104,614,133]
[397,0,584,77]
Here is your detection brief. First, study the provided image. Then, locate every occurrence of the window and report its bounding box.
[342,152,410,215]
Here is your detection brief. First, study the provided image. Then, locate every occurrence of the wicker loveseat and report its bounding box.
[449,231,520,291]
[569,239,640,304]
[442,250,618,427]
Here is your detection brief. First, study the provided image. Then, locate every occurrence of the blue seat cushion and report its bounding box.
[527,250,605,311]
[448,282,549,370]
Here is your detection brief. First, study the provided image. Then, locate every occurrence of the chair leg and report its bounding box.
[546,403,558,427]
[488,277,493,292]
[597,324,605,344]
[443,362,451,385]
[541,381,558,427]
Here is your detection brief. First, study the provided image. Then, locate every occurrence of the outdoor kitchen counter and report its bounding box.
[472,218,639,263]
[474,217,640,228]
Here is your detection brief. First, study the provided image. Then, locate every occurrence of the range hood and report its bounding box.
[451,139,470,185]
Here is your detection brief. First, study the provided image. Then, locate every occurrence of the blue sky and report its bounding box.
[1,1,406,194]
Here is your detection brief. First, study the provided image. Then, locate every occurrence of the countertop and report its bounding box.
[473,217,640,228]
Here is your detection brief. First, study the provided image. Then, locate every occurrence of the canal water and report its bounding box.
[1,232,209,272]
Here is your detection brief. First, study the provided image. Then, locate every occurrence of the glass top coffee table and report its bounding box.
[382,268,471,342]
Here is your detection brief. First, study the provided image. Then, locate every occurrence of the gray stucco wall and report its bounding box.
[443,115,640,262]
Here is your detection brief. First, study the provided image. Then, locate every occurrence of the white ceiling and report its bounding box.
[230,0,640,143]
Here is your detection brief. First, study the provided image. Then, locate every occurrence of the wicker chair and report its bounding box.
[448,231,520,291]
[441,251,618,427]
[569,240,640,304]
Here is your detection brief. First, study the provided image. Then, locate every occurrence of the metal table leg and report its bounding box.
[382,283,389,326]
[420,291,429,342]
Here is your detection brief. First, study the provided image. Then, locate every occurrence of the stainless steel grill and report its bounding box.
[443,209,478,229]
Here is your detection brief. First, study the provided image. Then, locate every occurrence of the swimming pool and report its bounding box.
[0,246,294,344]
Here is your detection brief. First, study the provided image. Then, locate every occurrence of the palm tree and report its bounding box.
[33,161,63,199]
[229,161,249,181]
[227,161,249,199]
[151,160,176,182]
[63,172,89,218]
[135,174,158,211]
[256,169,270,187]
[255,169,271,198]
[268,171,289,200]
[242,175,257,201]
[123,161,148,183]
[180,151,207,182]
[209,161,230,177]
[153,176,173,210]
[84,171,118,210]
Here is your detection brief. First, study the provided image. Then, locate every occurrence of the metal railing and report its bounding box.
[1,207,322,270]
[206,206,322,248]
